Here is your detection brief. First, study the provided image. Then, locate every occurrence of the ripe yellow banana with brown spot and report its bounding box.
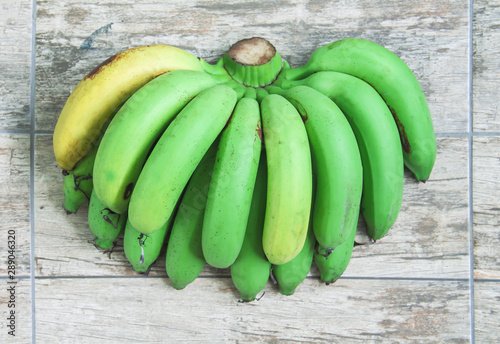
[53,44,204,171]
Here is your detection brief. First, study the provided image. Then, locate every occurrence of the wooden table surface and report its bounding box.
[1,0,499,343]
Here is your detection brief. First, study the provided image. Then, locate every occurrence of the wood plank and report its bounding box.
[35,133,470,280]
[36,0,468,133]
[0,0,32,130]
[0,278,32,344]
[0,135,31,277]
[473,137,500,280]
[34,135,134,277]
[473,0,500,132]
[475,281,500,343]
[35,277,470,343]
[351,137,470,279]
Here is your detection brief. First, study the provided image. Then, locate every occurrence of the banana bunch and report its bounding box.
[55,37,436,300]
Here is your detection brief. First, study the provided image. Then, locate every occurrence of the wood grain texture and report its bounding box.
[34,135,133,277]
[0,135,31,276]
[473,137,500,280]
[0,278,32,343]
[35,0,468,133]
[351,137,470,279]
[35,277,470,343]
[0,0,32,130]
[473,0,500,132]
[474,281,500,343]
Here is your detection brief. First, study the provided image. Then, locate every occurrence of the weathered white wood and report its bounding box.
[473,137,500,280]
[473,0,500,132]
[0,135,30,277]
[351,137,470,279]
[475,281,500,343]
[35,277,470,343]
[35,0,468,133]
[0,0,32,130]
[0,278,32,344]
[34,135,134,276]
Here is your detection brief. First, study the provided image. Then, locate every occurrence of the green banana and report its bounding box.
[62,147,95,214]
[62,119,111,214]
[260,94,312,265]
[202,97,262,268]
[256,88,270,103]
[93,70,220,214]
[230,157,271,301]
[243,87,257,100]
[279,38,436,181]
[314,219,357,284]
[244,86,270,103]
[87,188,127,250]
[165,142,218,290]
[278,72,404,240]
[271,156,317,296]
[272,224,316,296]
[268,85,363,250]
[128,84,237,234]
[123,215,173,274]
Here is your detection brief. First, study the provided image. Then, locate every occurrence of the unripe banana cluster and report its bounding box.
[55,37,436,301]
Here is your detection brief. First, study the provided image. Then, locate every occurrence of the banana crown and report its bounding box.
[222,37,284,87]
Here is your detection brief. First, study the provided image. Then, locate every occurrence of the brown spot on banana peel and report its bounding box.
[84,53,119,80]
[222,114,233,132]
[362,81,412,155]
[289,99,308,122]
[388,105,411,154]
[153,71,168,79]
[84,46,157,81]
[222,104,237,132]
[256,122,263,142]
[124,182,134,200]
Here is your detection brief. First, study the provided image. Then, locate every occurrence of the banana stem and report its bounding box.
[222,37,284,87]
[279,65,311,81]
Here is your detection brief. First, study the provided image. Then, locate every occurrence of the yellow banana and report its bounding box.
[53,44,204,171]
